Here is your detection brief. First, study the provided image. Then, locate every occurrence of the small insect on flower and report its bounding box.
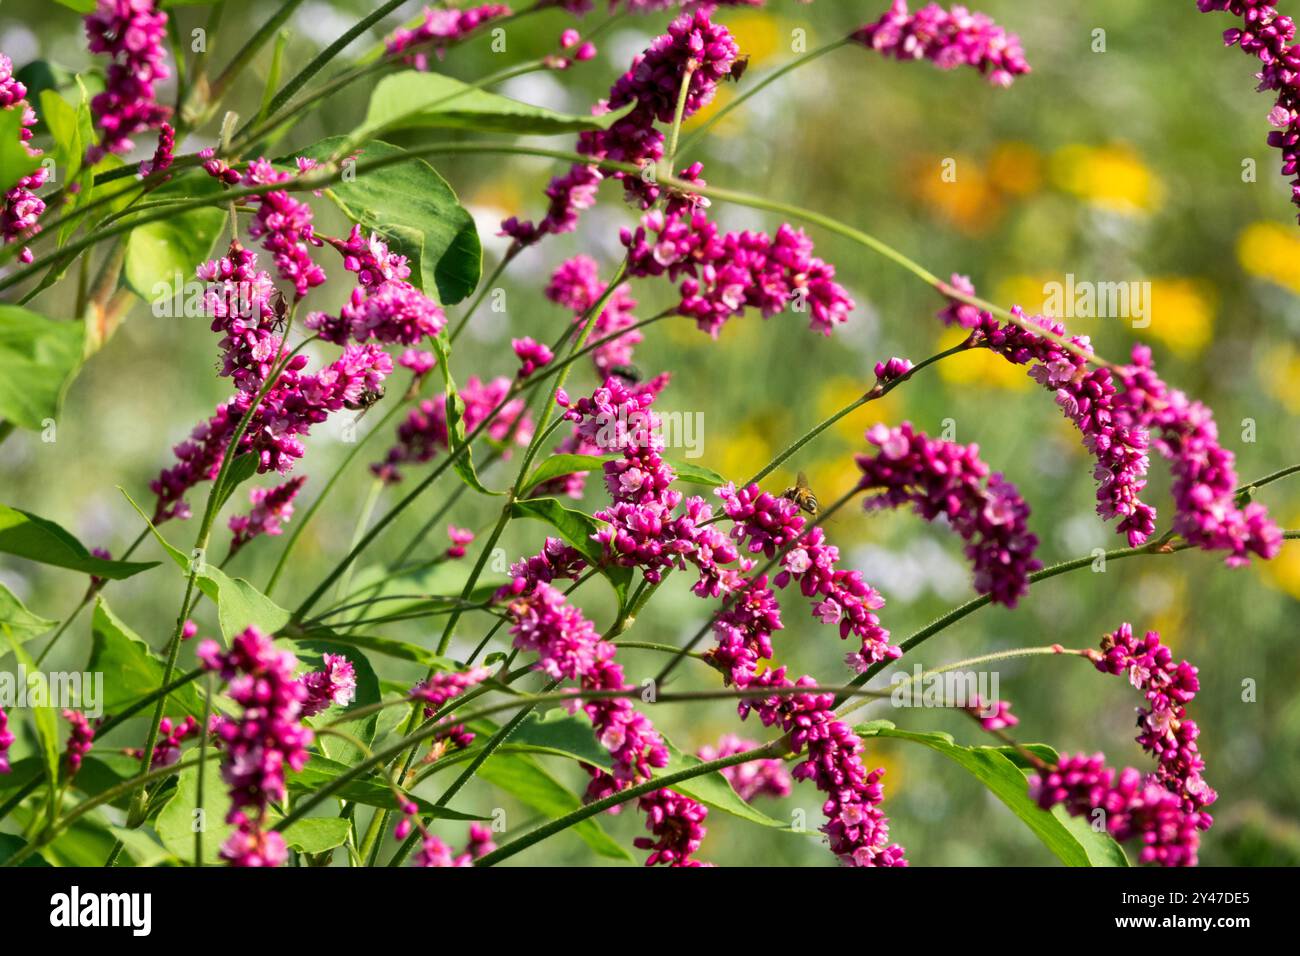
[726,55,751,82]
[268,289,289,334]
[610,363,643,384]
[781,471,820,518]
[344,385,387,422]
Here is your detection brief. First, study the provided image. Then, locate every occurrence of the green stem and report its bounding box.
[677,38,850,158]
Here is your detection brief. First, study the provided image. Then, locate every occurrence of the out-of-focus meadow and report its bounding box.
[1,0,1297,865]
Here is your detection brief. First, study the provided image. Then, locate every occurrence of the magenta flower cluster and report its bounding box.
[228,477,305,556]
[697,734,792,802]
[546,255,644,376]
[127,715,201,769]
[856,422,1042,607]
[1198,0,1300,217]
[0,707,12,774]
[622,195,856,337]
[409,666,491,754]
[1032,622,1215,867]
[386,4,512,72]
[0,54,48,264]
[560,377,906,865]
[501,9,739,244]
[940,280,1281,565]
[299,653,358,718]
[62,710,97,775]
[373,375,531,483]
[412,823,496,868]
[199,627,314,867]
[851,0,1031,88]
[84,0,172,163]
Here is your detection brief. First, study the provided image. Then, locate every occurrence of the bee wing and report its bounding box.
[796,470,811,490]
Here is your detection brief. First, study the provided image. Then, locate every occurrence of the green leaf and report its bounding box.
[0,108,41,194]
[665,459,727,487]
[299,138,480,304]
[509,497,633,605]
[0,306,85,432]
[0,580,56,647]
[485,709,789,831]
[156,764,234,865]
[856,724,1129,867]
[0,503,157,579]
[430,333,501,495]
[285,755,485,820]
[121,488,290,640]
[2,632,60,805]
[123,177,227,300]
[0,834,51,866]
[293,623,457,669]
[522,454,607,494]
[476,753,632,861]
[89,597,206,718]
[52,0,96,12]
[38,88,88,193]
[362,71,633,137]
[108,826,177,867]
[212,454,260,515]
[523,454,727,492]
[277,817,352,855]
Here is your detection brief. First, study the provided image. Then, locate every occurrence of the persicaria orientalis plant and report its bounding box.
[0,0,1295,870]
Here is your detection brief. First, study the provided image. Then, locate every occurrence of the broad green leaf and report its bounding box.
[476,753,632,862]
[0,580,56,647]
[0,503,157,578]
[156,764,235,865]
[121,488,291,640]
[0,108,41,194]
[285,755,485,820]
[3,631,60,806]
[666,459,727,487]
[523,453,727,492]
[108,826,178,867]
[0,833,52,866]
[0,306,85,432]
[39,88,88,192]
[123,176,227,300]
[857,723,1129,867]
[212,453,260,515]
[0,503,157,579]
[430,333,501,496]
[484,709,790,831]
[292,623,455,668]
[509,497,633,605]
[522,454,607,494]
[278,817,352,855]
[299,138,480,304]
[362,71,633,137]
[89,597,206,718]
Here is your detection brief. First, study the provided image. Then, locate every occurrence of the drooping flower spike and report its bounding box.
[0,54,48,264]
[1198,0,1300,219]
[850,0,1031,88]
[1033,623,1215,867]
[84,0,172,163]
[855,422,1042,607]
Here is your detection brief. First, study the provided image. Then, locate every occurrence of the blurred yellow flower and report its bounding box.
[1142,279,1216,358]
[911,153,1004,236]
[1260,345,1300,414]
[814,376,901,443]
[1261,512,1300,599]
[934,328,1032,390]
[995,273,1060,314]
[987,141,1043,197]
[713,420,777,483]
[1051,144,1163,214]
[1236,221,1300,296]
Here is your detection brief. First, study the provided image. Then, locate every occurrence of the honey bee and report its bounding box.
[781,471,819,518]
[344,385,386,421]
[610,363,642,385]
[727,55,751,82]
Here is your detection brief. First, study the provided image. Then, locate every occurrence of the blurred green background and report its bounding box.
[1,0,1298,866]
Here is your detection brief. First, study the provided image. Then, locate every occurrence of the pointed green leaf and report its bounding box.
[89,597,206,718]
[0,580,56,647]
[0,307,85,432]
[0,503,157,579]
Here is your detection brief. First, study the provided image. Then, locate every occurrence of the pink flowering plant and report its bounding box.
[0,0,1295,871]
